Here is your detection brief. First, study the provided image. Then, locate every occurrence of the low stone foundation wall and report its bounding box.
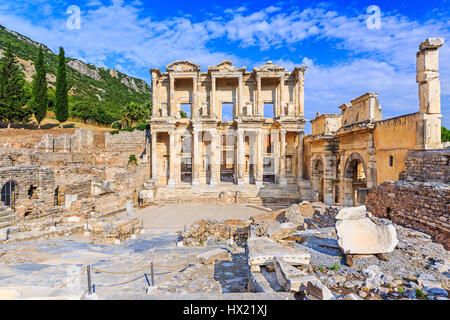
[399,149,449,183]
[365,181,450,250]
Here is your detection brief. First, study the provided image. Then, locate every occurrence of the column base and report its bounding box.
[209,179,217,186]
[192,178,200,186]
[255,179,263,188]
[168,178,176,187]
[279,178,287,186]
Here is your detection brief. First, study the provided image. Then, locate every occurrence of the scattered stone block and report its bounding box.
[197,248,231,265]
[307,279,334,300]
[273,257,311,292]
[267,222,296,241]
[247,237,310,272]
[344,293,363,300]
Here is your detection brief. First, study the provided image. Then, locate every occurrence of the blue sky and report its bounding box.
[0,0,449,129]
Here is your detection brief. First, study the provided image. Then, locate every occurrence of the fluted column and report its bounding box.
[298,77,304,117]
[168,130,176,186]
[151,131,158,183]
[256,75,262,116]
[273,130,280,183]
[192,129,200,185]
[279,130,287,185]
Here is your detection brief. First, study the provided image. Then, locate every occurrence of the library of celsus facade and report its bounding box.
[146,60,309,204]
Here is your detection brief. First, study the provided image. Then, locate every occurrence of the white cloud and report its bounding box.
[0,1,448,127]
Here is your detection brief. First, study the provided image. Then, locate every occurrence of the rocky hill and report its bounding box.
[0,25,151,122]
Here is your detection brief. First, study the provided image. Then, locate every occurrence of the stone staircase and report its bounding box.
[0,204,16,229]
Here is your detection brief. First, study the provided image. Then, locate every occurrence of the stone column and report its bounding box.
[210,129,218,185]
[151,76,158,117]
[168,130,176,186]
[279,75,285,116]
[297,132,304,183]
[279,130,287,185]
[237,130,244,185]
[256,75,262,116]
[211,75,216,118]
[416,38,444,150]
[192,76,198,118]
[256,130,263,187]
[298,72,305,117]
[151,131,158,183]
[169,74,175,117]
[238,75,243,116]
[273,129,280,184]
[192,129,200,185]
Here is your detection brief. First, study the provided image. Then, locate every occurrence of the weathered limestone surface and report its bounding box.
[267,222,296,241]
[247,237,310,272]
[335,205,368,221]
[336,217,398,254]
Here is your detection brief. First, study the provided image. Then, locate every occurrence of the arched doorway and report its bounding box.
[1,180,18,209]
[344,153,368,206]
[312,157,324,202]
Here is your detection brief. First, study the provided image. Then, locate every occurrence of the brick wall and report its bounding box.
[366,148,450,250]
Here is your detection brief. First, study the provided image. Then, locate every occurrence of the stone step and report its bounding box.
[0,206,10,212]
[143,292,295,300]
[0,221,14,229]
[0,215,15,223]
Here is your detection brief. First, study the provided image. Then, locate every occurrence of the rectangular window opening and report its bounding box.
[222,103,234,121]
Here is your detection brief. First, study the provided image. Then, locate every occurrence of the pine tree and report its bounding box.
[55,47,68,128]
[0,42,31,128]
[31,45,48,128]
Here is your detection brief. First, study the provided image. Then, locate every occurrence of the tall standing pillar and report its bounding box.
[297,132,304,183]
[279,130,287,185]
[273,129,280,184]
[416,38,444,150]
[256,75,262,116]
[151,131,158,184]
[192,129,200,185]
[168,130,176,186]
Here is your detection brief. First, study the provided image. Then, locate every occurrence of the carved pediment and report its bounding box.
[254,61,286,73]
[166,60,201,72]
[208,60,246,73]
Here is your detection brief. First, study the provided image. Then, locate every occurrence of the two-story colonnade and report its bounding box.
[147,60,310,203]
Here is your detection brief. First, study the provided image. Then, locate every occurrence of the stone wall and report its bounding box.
[35,129,95,153]
[399,149,449,183]
[366,181,449,249]
[104,130,147,153]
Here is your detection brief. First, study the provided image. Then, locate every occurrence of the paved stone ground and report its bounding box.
[0,229,249,299]
[134,204,268,230]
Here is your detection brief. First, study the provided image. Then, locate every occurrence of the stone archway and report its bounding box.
[1,180,18,208]
[311,156,324,202]
[343,153,368,206]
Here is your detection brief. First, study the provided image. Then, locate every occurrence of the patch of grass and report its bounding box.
[318,266,324,272]
[415,288,425,298]
[329,262,341,271]
[398,287,404,293]
[277,288,285,292]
